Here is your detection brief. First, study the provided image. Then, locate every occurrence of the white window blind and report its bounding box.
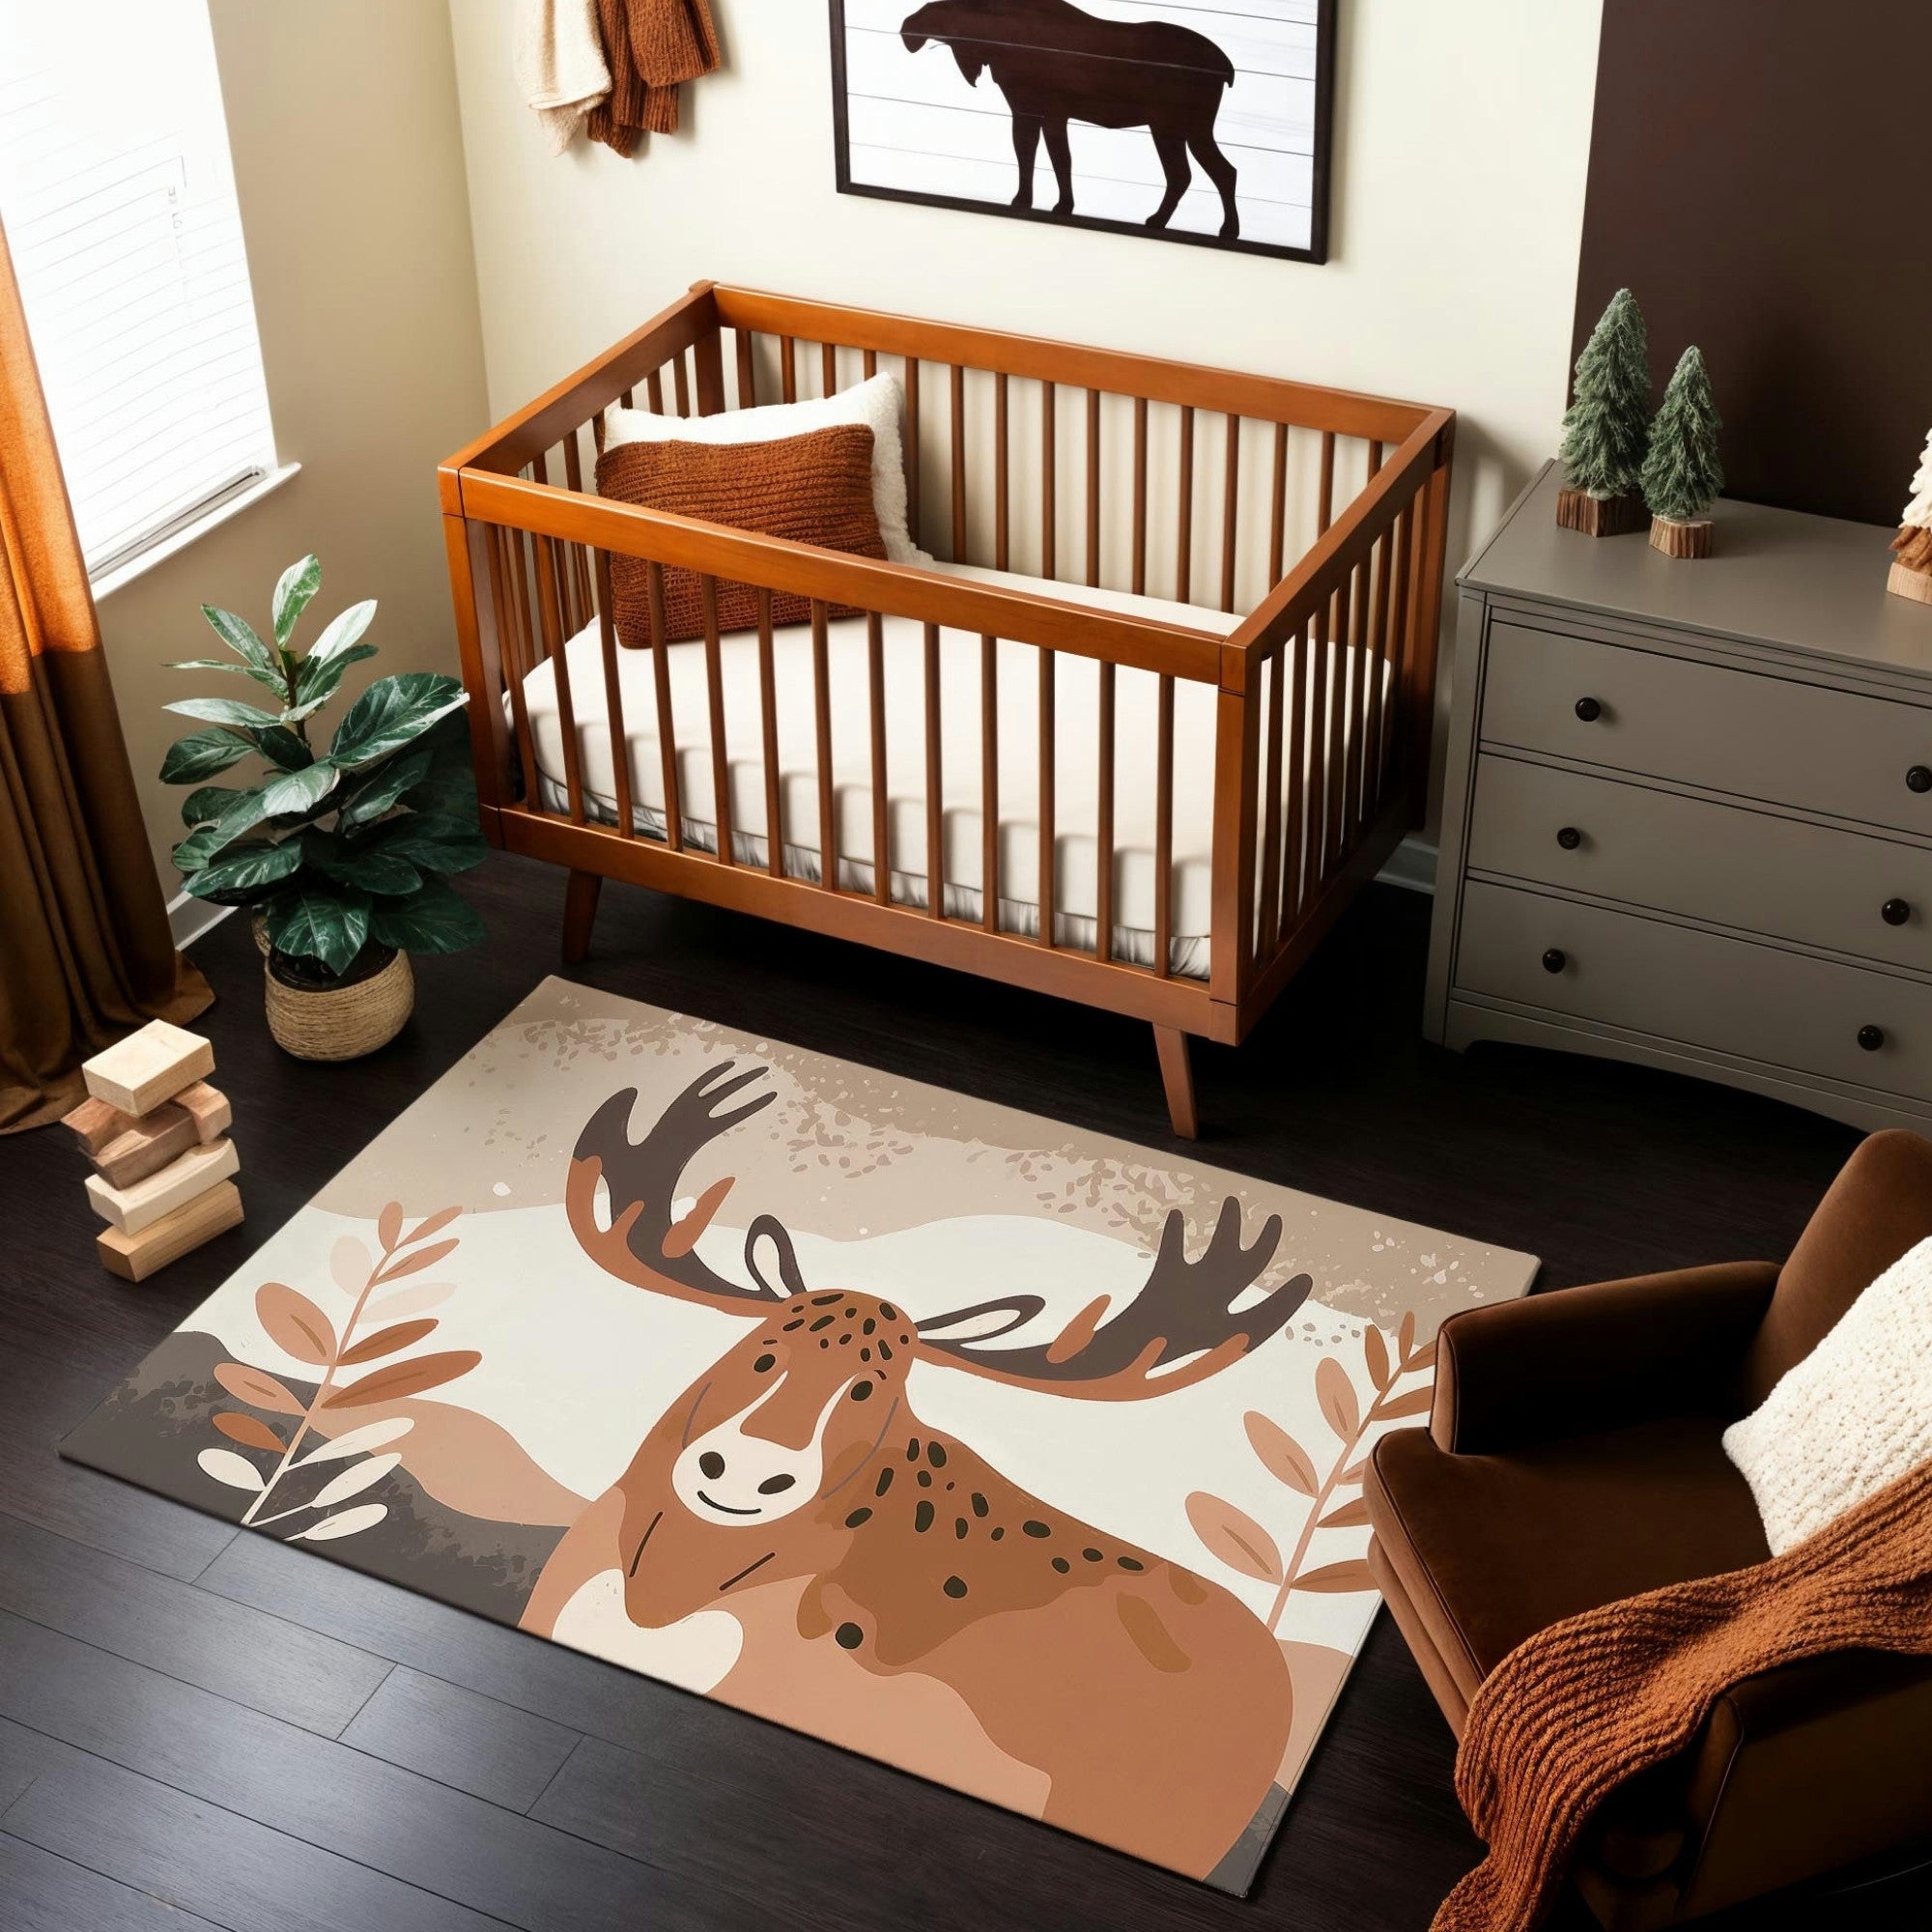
[0,0,278,582]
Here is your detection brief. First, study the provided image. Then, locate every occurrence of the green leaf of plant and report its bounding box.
[174,788,271,871]
[334,746,434,831]
[290,641,377,721]
[188,838,303,897]
[166,657,287,698]
[160,728,251,784]
[307,598,378,667]
[372,817,488,876]
[245,724,315,771]
[259,759,339,818]
[304,828,420,895]
[330,673,467,771]
[181,782,249,828]
[272,554,323,647]
[369,877,485,955]
[166,695,283,730]
[200,604,274,674]
[268,886,370,978]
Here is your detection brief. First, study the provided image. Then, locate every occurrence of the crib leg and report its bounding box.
[1152,1026,1199,1140]
[561,869,604,965]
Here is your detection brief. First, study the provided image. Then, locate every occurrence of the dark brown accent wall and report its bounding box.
[1573,0,1928,528]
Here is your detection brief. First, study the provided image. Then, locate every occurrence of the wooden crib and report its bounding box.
[439,282,1454,1136]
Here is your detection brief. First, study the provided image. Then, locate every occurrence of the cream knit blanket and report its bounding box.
[514,0,611,155]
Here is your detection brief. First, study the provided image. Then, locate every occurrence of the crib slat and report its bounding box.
[1317,431,1336,534]
[863,347,877,380]
[1268,421,1288,585]
[1040,382,1056,580]
[905,359,922,547]
[592,410,608,456]
[822,341,838,398]
[980,634,999,933]
[736,329,756,410]
[1037,646,1056,948]
[759,589,783,878]
[1386,501,1418,785]
[492,528,540,811]
[994,373,1009,572]
[1153,671,1174,977]
[673,354,691,417]
[1369,439,1384,477]
[646,562,682,853]
[1095,660,1115,962]
[951,364,967,563]
[1176,405,1195,603]
[1258,645,1284,949]
[1220,413,1240,613]
[924,622,944,920]
[561,436,593,623]
[781,336,798,405]
[868,612,889,904]
[619,386,635,411]
[541,540,586,827]
[593,550,634,840]
[1324,576,1350,872]
[1304,602,1329,904]
[1346,555,1373,842]
[1086,388,1101,590]
[1132,397,1149,597]
[812,599,836,890]
[646,370,665,415]
[1364,526,1395,818]
[701,577,733,865]
[1284,617,1309,922]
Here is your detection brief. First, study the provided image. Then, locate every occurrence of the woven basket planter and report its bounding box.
[261,940,414,1062]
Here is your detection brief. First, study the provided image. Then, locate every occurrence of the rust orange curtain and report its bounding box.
[0,215,211,1133]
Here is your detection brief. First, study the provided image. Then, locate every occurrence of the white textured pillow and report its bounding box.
[604,373,930,567]
[1722,1235,1932,1554]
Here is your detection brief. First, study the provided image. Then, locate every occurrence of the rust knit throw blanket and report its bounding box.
[1433,1455,1932,1932]
[587,0,719,152]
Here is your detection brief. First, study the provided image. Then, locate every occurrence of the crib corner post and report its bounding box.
[1152,1026,1199,1140]
[562,869,605,965]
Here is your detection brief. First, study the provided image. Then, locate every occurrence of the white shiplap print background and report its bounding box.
[838,0,1321,253]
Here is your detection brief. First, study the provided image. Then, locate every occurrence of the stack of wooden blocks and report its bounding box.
[64,1020,243,1283]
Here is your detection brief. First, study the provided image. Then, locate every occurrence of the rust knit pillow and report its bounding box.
[595,423,887,644]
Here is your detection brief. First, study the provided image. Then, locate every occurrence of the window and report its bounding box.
[0,0,279,582]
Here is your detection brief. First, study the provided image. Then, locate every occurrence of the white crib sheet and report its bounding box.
[515,561,1385,980]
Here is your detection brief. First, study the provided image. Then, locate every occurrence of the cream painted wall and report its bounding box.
[447,0,1602,589]
[99,0,489,891]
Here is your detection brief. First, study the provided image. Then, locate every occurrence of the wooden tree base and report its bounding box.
[1556,488,1647,537]
[1650,516,1715,560]
[1888,559,1932,605]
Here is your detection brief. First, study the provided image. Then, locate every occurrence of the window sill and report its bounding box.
[90,462,301,603]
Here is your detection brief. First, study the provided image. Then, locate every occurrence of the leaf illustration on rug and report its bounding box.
[194,1202,474,1542]
[1188,1310,1437,1630]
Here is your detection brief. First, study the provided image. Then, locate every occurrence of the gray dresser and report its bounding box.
[1426,462,1932,1131]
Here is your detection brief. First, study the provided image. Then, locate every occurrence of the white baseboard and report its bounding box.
[168,889,235,951]
[1375,835,1438,895]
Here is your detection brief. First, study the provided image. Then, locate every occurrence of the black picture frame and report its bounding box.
[828,0,1336,266]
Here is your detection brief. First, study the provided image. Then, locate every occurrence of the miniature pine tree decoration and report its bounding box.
[1889,426,1932,604]
[1642,347,1723,559]
[1556,289,1651,536]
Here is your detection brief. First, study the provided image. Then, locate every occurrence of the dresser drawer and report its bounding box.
[1481,621,1932,836]
[1466,755,1932,976]
[1454,880,1932,1103]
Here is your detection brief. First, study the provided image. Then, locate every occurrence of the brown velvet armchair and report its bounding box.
[1366,1129,1932,1930]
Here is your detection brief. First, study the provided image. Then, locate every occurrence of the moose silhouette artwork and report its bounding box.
[899,0,1241,239]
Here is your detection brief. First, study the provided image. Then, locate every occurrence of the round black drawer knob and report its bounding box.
[1883,898,1912,927]
[1574,696,1603,723]
[1858,1025,1886,1052]
[1556,826,1582,850]
[1910,766,1932,795]
[1542,948,1568,975]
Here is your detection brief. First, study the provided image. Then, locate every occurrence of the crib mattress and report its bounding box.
[514,562,1386,980]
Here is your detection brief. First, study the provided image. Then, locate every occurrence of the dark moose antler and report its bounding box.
[566,1062,803,1307]
[917,1197,1309,1399]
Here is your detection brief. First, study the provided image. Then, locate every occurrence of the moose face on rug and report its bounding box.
[526,1062,1307,1877]
[62,983,1537,1895]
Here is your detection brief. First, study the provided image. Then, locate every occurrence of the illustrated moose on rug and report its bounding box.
[522,1062,1308,1877]
[899,0,1242,238]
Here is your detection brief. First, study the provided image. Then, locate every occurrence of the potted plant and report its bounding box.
[160,555,487,1060]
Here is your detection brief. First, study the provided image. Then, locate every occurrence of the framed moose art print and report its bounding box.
[828,0,1336,263]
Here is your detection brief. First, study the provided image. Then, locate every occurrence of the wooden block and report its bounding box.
[1650,516,1715,560]
[1555,487,1647,537]
[81,1020,214,1118]
[91,1102,198,1190]
[96,1181,243,1284]
[85,1138,239,1236]
[61,1096,128,1156]
[172,1079,233,1143]
[1888,559,1932,605]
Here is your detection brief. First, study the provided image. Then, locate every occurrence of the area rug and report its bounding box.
[64,978,1539,1892]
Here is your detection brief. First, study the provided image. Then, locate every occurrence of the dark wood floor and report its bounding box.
[4,852,1927,1932]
